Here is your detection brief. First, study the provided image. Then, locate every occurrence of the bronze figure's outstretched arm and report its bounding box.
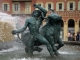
[33,4,47,17]
[12,19,29,35]
[48,7,54,13]
[33,4,47,14]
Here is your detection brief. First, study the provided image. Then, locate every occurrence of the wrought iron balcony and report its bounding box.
[12,0,32,2]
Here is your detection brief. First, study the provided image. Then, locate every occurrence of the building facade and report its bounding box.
[0,0,80,41]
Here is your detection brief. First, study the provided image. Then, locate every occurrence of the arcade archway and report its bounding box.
[68,19,75,33]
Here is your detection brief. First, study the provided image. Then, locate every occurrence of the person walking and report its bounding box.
[68,31,72,41]
[72,33,75,41]
[76,31,80,41]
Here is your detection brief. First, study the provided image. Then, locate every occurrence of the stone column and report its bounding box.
[63,21,68,41]
[75,21,79,40]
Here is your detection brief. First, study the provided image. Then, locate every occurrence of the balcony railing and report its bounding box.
[55,11,80,17]
[56,10,80,14]
[12,0,32,2]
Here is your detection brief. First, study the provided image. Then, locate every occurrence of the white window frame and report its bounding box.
[78,1,80,10]
[13,3,20,12]
[56,2,64,11]
[67,1,75,11]
[2,3,10,11]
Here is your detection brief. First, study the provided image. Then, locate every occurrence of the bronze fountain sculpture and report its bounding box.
[12,4,64,57]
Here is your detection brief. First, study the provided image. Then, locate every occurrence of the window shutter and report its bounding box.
[62,3,64,11]
[12,4,14,12]
[78,2,80,10]
[41,3,43,7]
[2,4,4,11]
[8,4,10,11]
[67,2,69,11]
[73,2,75,10]
[56,3,59,11]
[51,3,54,10]
[45,3,48,11]
[18,4,20,12]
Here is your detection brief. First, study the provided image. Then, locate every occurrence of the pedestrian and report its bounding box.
[72,33,75,41]
[68,31,72,41]
[76,31,80,41]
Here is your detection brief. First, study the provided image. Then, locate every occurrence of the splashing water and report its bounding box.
[0,12,15,26]
[0,12,26,42]
[0,12,27,50]
[11,58,46,60]
[0,12,16,42]
[0,12,27,28]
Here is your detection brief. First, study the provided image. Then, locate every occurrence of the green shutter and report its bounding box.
[73,2,75,10]
[2,3,4,11]
[62,2,64,11]
[8,4,10,11]
[56,3,59,11]
[78,2,80,10]
[51,3,54,10]
[67,2,69,11]
[45,3,48,11]
[18,4,20,12]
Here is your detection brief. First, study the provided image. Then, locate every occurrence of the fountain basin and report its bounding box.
[0,42,80,60]
[63,41,80,45]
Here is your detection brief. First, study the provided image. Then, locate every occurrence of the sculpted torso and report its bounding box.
[27,17,41,36]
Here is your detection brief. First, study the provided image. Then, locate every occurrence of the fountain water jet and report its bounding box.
[0,12,24,50]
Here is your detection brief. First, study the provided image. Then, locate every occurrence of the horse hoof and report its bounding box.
[54,52,60,56]
[25,47,28,53]
[37,47,43,52]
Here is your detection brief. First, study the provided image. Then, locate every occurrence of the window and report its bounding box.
[25,3,31,14]
[38,4,41,6]
[26,4,29,11]
[70,3,73,10]
[78,2,80,10]
[14,4,19,11]
[48,4,51,9]
[26,4,29,8]
[59,3,62,10]
[4,4,8,11]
